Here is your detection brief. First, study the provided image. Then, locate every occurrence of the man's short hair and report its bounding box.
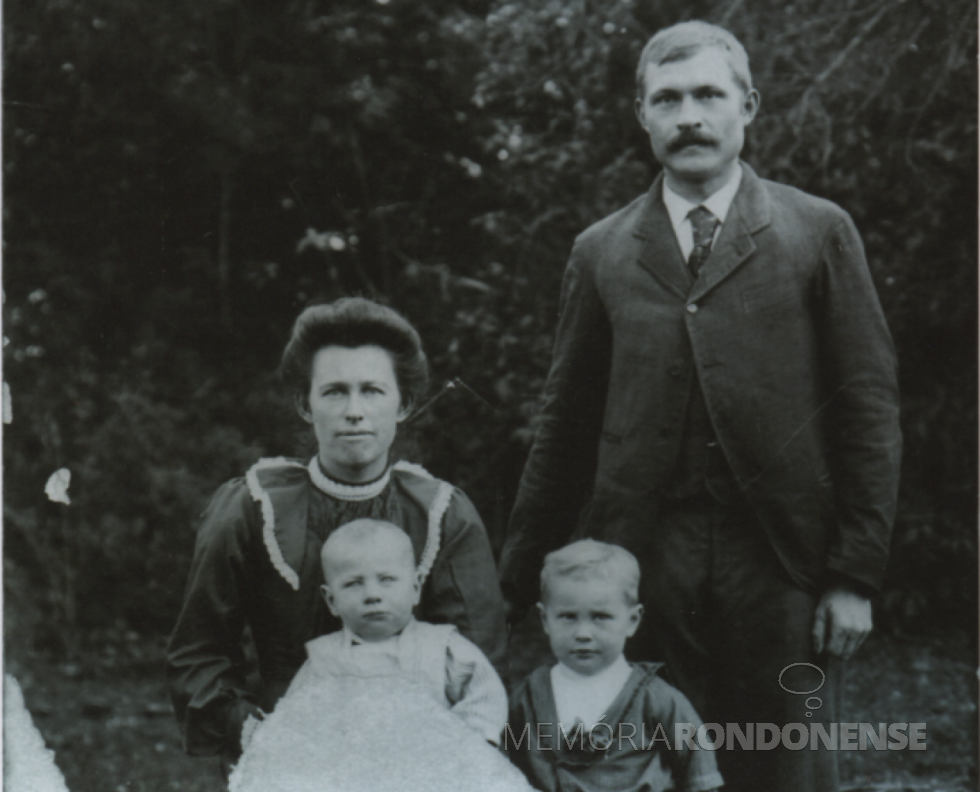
[635,21,753,98]
[321,519,415,581]
[540,540,641,606]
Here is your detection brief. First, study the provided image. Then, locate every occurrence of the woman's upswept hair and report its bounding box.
[280,298,429,413]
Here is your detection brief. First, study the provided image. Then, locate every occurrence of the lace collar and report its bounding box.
[306,456,392,501]
[246,457,450,591]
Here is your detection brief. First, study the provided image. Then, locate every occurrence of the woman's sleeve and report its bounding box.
[502,680,541,785]
[420,489,508,677]
[167,479,260,757]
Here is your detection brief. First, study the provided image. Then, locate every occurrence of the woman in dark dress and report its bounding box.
[167,298,507,766]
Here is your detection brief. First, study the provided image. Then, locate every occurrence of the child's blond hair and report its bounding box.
[539,539,640,606]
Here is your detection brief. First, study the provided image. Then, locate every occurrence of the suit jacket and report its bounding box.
[499,163,901,614]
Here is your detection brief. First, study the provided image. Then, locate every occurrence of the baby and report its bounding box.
[506,540,723,792]
[229,519,531,792]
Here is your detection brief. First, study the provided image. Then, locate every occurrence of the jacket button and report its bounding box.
[670,365,681,377]
[686,304,698,314]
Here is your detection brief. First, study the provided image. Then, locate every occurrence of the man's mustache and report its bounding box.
[668,132,716,153]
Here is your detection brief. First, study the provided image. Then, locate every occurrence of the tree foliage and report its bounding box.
[3,0,976,651]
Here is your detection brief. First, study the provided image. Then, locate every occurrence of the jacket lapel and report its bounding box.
[689,162,772,303]
[633,174,692,301]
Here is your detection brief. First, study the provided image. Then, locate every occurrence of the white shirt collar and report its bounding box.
[661,164,743,260]
[550,654,633,729]
[662,163,743,226]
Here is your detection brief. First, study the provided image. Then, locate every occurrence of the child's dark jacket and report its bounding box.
[506,662,723,792]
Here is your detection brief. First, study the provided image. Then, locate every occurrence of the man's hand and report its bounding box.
[811,587,872,660]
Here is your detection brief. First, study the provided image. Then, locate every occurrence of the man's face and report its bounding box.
[636,47,759,196]
[538,576,642,676]
[322,535,420,642]
[301,345,407,484]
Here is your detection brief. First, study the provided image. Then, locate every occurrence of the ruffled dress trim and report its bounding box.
[246,457,454,590]
[307,456,392,500]
[397,462,452,585]
[246,457,307,590]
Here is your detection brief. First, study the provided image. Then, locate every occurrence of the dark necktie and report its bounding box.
[687,205,719,278]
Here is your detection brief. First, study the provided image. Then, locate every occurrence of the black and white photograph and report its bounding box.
[3,1,977,790]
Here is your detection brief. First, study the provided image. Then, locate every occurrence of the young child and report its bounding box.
[505,540,723,792]
[229,519,532,792]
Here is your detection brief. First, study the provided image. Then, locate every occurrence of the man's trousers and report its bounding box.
[623,494,844,792]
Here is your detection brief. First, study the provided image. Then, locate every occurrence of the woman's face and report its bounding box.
[302,345,407,483]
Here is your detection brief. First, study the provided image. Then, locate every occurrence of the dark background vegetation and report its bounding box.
[3,0,977,789]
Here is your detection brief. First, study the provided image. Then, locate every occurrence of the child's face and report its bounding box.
[538,576,643,676]
[321,537,421,642]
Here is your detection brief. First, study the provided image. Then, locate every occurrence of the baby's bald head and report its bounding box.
[321,518,416,585]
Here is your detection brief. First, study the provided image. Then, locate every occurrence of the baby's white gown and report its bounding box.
[229,624,533,792]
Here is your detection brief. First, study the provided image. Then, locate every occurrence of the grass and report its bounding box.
[6,625,977,792]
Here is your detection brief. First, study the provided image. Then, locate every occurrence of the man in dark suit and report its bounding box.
[499,21,901,792]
